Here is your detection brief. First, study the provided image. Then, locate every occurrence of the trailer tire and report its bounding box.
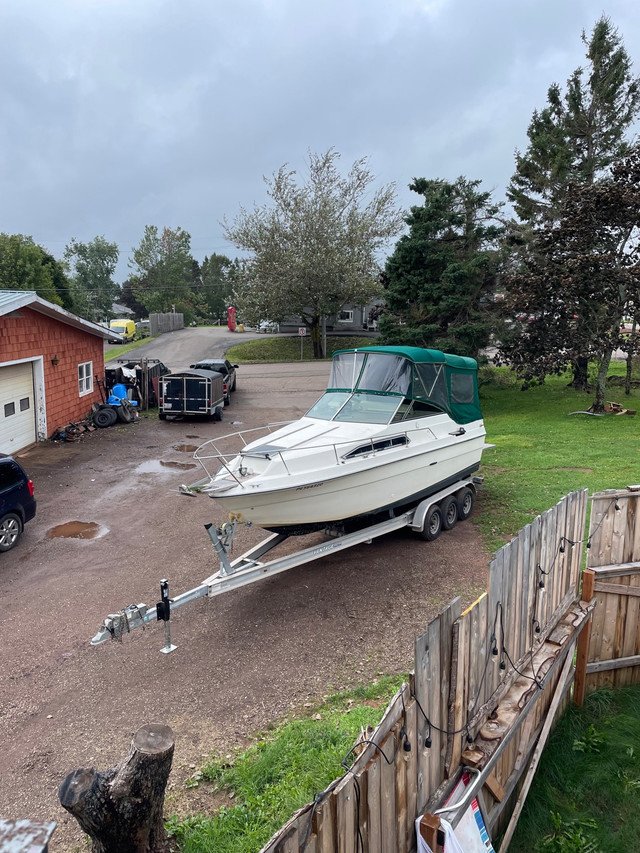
[420,505,442,541]
[440,496,458,530]
[213,406,223,422]
[158,412,167,421]
[456,487,475,521]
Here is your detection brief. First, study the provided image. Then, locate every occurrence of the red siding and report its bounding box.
[0,307,105,436]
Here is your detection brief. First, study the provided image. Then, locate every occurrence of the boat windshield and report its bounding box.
[306,391,401,424]
[305,392,351,420]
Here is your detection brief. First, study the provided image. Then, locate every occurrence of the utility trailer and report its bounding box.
[90,475,483,653]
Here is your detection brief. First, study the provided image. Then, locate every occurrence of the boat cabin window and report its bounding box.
[450,373,475,404]
[413,363,449,411]
[342,435,409,459]
[391,399,443,422]
[305,391,351,420]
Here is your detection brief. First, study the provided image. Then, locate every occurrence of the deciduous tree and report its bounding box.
[224,148,404,357]
[129,226,195,315]
[0,233,65,305]
[64,236,119,322]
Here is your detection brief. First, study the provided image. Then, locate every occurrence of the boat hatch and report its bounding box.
[241,443,287,459]
[342,435,410,459]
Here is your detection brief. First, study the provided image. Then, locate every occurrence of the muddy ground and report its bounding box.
[0,361,490,849]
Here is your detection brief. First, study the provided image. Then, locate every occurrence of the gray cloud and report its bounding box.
[1,0,638,279]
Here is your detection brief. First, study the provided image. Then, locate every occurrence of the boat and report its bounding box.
[188,346,488,533]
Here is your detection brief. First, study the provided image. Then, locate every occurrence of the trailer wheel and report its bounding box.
[440,496,458,530]
[420,505,442,541]
[158,412,167,421]
[456,487,475,521]
[213,406,223,422]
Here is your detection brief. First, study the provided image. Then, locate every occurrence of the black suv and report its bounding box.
[189,359,238,405]
[0,454,36,552]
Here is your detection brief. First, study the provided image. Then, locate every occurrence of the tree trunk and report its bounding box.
[592,349,613,413]
[59,724,174,853]
[310,317,322,358]
[625,320,637,396]
[568,356,590,391]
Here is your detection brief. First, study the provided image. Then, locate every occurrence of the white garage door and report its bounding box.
[0,363,36,454]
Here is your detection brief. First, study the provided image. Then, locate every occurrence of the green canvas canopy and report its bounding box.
[328,346,482,424]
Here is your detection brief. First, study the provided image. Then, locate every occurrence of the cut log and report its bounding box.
[59,724,174,853]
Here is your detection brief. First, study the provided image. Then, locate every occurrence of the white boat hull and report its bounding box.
[201,418,487,530]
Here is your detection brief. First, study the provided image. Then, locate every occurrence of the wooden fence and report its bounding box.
[585,487,640,692]
[260,489,594,853]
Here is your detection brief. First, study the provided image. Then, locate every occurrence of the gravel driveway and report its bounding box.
[0,359,490,850]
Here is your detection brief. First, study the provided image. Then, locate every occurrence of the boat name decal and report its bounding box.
[295,482,324,491]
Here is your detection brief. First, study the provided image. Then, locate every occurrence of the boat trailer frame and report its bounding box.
[90,475,483,653]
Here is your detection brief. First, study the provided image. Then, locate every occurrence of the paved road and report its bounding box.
[104,325,273,371]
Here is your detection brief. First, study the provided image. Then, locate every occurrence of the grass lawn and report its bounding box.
[226,335,372,362]
[508,684,640,853]
[478,364,640,552]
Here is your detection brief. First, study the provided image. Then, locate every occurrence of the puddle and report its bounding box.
[46,521,107,540]
[161,460,197,470]
[173,444,198,453]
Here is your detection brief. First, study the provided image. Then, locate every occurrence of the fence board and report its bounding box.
[404,699,418,846]
[394,721,408,853]
[438,598,461,779]
[335,775,355,853]
[414,618,441,809]
[379,730,396,853]
[466,592,489,719]
[366,756,381,853]
[314,796,335,853]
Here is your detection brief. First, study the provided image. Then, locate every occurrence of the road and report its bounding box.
[1,332,491,850]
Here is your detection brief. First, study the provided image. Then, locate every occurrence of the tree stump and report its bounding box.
[59,723,175,853]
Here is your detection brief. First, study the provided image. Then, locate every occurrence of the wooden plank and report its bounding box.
[589,562,640,577]
[366,755,382,853]
[512,713,535,773]
[314,794,335,853]
[618,570,640,688]
[447,611,470,775]
[554,496,568,615]
[573,569,595,706]
[379,730,396,853]
[333,773,356,853]
[622,494,638,563]
[355,764,368,853]
[487,548,506,698]
[275,826,298,853]
[572,490,589,592]
[586,653,640,673]
[518,523,531,662]
[394,721,408,853]
[414,617,441,810]
[594,580,640,597]
[611,496,628,565]
[631,496,640,563]
[438,598,461,779]
[466,592,489,717]
[404,699,418,843]
[484,771,506,803]
[505,536,519,668]
[499,643,577,853]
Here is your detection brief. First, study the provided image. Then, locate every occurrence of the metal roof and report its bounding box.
[0,290,114,339]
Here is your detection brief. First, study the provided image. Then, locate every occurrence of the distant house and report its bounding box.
[278,302,381,334]
[0,290,113,454]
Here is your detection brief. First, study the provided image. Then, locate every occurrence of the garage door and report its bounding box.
[0,363,36,454]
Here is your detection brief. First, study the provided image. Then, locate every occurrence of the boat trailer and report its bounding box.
[90,476,483,653]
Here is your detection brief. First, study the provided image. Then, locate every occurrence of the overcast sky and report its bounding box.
[1,0,639,283]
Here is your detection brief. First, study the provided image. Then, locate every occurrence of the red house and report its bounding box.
[0,290,114,454]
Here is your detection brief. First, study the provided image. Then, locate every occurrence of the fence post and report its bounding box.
[573,568,596,706]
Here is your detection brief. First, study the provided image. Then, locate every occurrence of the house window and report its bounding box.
[337,310,353,324]
[78,362,93,396]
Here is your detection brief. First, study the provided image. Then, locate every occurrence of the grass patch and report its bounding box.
[477,364,640,552]
[508,685,640,853]
[166,675,405,853]
[226,335,373,363]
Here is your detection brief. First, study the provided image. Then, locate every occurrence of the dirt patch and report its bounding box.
[0,363,492,850]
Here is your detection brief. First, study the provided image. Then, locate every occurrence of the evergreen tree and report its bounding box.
[380,177,504,358]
